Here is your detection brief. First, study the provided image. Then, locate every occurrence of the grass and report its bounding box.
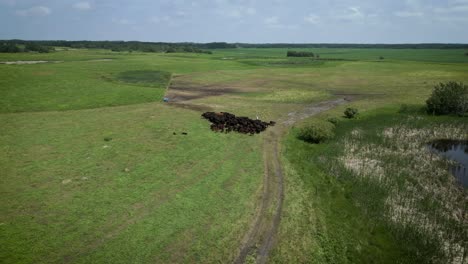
[1,47,468,263]
[0,103,263,263]
[214,48,468,63]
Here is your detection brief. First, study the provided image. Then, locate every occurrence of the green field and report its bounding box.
[1,48,467,263]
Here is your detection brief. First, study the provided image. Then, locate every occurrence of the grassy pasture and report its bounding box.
[1,47,468,263]
[1,103,263,263]
[214,48,468,63]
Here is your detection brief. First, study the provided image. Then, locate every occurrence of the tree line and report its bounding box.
[237,43,468,49]
[0,40,236,53]
[2,40,467,54]
[0,42,54,53]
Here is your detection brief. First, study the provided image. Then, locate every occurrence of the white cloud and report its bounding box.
[394,11,423,17]
[263,16,298,29]
[429,2,468,23]
[112,18,133,25]
[16,6,51,16]
[175,11,186,17]
[73,2,91,11]
[149,16,171,24]
[215,4,256,18]
[246,7,256,15]
[435,16,468,22]
[433,5,468,13]
[335,7,364,21]
[0,0,17,6]
[304,14,319,24]
[264,16,279,25]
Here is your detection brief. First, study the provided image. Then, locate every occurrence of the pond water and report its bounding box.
[428,139,468,188]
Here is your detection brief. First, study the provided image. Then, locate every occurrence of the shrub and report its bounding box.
[297,120,335,143]
[426,81,468,115]
[344,107,359,119]
[327,117,339,125]
[379,56,384,60]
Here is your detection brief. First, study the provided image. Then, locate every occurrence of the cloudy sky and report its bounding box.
[1,0,468,43]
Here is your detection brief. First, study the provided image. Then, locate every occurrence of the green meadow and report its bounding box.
[1,48,467,263]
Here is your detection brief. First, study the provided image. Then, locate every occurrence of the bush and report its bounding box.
[344,107,359,119]
[297,120,335,143]
[426,81,468,115]
[327,117,339,125]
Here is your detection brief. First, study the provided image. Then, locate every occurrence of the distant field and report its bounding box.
[214,48,468,63]
[1,47,467,263]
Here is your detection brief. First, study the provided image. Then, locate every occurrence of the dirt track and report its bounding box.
[233,98,348,264]
[165,81,349,263]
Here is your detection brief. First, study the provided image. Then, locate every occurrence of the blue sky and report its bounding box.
[1,0,468,43]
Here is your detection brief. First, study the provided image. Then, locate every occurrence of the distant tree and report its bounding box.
[287,50,315,57]
[379,56,384,60]
[204,42,236,49]
[0,42,20,53]
[465,52,468,56]
[426,81,468,115]
[183,46,194,52]
[24,42,52,53]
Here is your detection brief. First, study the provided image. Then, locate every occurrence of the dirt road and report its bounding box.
[233,98,348,264]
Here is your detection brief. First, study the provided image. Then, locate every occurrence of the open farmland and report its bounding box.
[1,47,467,263]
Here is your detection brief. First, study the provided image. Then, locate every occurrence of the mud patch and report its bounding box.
[168,102,213,112]
[116,70,171,87]
[166,85,242,102]
[88,59,114,62]
[0,60,63,65]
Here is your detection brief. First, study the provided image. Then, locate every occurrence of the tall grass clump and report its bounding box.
[331,115,468,263]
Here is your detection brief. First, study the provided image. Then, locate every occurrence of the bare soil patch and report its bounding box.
[87,59,114,62]
[0,61,62,65]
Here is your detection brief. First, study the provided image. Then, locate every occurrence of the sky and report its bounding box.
[1,0,468,43]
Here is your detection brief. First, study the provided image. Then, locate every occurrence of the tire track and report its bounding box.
[234,98,349,264]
